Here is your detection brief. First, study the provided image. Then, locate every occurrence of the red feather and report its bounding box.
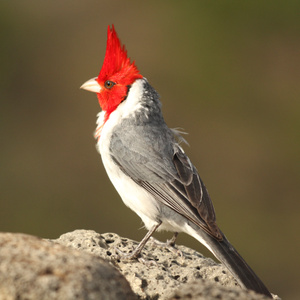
[96,25,143,115]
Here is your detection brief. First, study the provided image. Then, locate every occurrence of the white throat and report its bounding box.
[95,78,146,138]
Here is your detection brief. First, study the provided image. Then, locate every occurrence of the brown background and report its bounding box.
[1,1,299,298]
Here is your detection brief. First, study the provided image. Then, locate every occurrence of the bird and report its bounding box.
[80,25,272,298]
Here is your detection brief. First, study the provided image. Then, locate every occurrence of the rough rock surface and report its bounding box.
[0,232,136,300]
[169,279,272,300]
[53,229,278,300]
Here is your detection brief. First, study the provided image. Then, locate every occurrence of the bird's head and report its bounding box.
[80,25,143,115]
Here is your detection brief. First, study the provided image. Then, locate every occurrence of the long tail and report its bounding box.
[191,228,272,298]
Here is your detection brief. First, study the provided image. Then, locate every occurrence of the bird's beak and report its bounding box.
[80,77,102,93]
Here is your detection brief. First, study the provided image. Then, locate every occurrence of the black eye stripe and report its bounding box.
[120,85,132,103]
[104,80,116,89]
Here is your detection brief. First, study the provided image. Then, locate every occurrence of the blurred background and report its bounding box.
[0,1,299,298]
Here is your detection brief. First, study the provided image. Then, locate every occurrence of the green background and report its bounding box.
[1,1,299,298]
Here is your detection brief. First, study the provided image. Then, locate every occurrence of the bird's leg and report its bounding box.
[115,222,161,260]
[167,232,179,247]
[150,232,183,257]
[150,232,178,246]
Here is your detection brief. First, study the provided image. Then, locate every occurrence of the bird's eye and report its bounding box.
[104,80,115,89]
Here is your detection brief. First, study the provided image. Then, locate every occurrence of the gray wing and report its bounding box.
[109,123,222,240]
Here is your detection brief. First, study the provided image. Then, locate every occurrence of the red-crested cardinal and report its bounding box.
[80,25,272,298]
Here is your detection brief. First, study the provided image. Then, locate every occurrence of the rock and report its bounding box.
[169,279,272,300]
[54,230,278,300]
[0,232,136,300]
[0,230,278,300]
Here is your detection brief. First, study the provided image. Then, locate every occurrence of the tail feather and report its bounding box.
[193,229,272,298]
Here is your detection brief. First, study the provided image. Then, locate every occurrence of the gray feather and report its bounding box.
[109,80,221,239]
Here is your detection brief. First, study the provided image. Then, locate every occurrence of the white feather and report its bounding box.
[96,79,215,249]
[97,79,161,229]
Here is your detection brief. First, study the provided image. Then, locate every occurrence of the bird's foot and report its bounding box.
[112,223,162,266]
[150,232,183,257]
[114,246,157,266]
[114,245,140,260]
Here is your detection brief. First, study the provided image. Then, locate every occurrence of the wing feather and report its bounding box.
[109,122,222,240]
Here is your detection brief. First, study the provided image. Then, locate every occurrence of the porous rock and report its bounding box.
[169,279,272,300]
[54,229,276,300]
[0,232,136,300]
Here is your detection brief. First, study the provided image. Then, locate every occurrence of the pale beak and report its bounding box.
[80,77,102,93]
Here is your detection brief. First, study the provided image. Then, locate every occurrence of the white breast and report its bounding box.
[96,79,161,229]
[94,79,196,235]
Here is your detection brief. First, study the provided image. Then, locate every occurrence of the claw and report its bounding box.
[114,246,157,266]
[114,245,140,260]
[149,233,183,258]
